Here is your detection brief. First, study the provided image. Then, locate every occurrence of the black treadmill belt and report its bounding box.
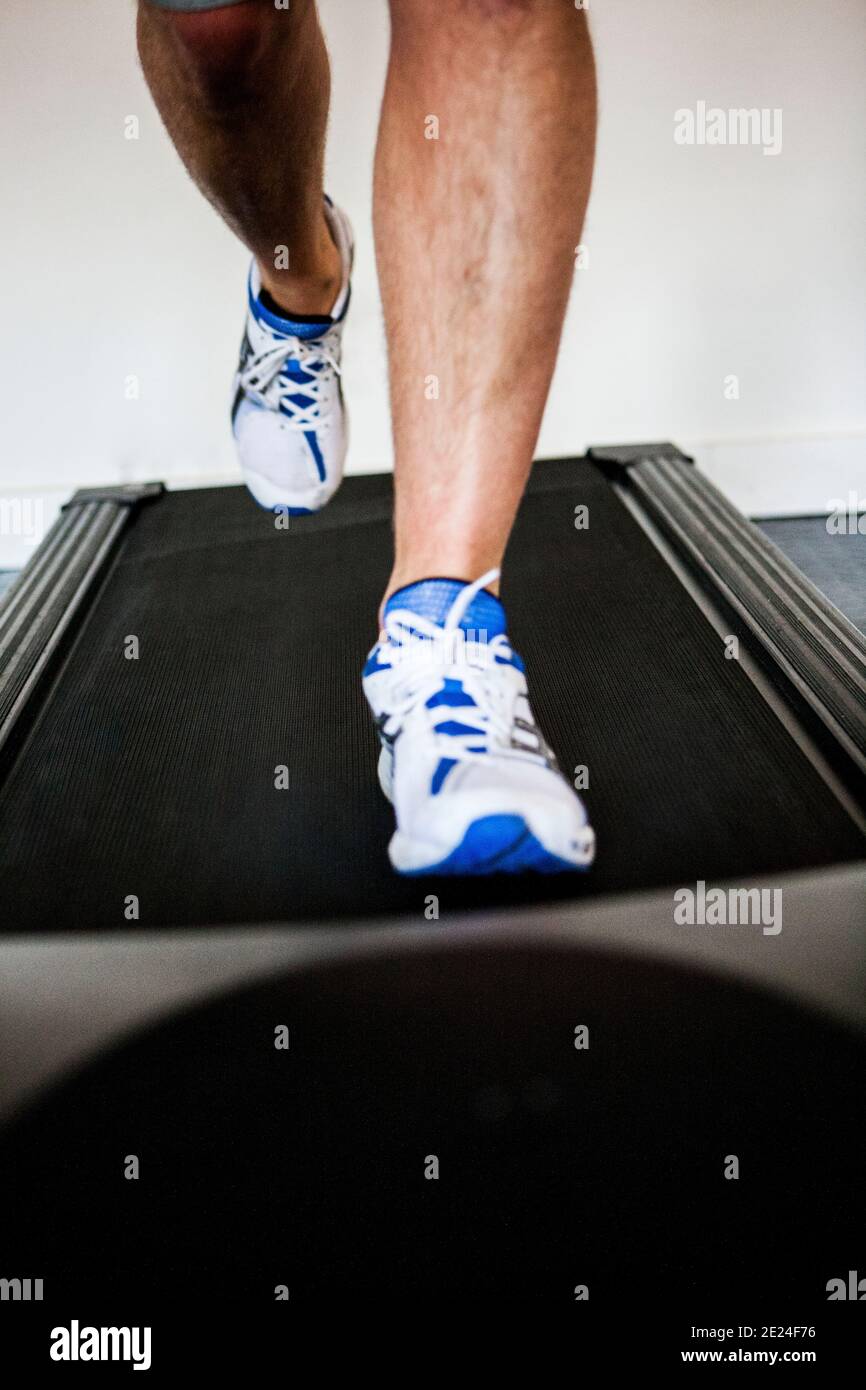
[0,458,861,933]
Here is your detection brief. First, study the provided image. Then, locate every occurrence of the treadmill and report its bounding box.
[1,445,864,1343]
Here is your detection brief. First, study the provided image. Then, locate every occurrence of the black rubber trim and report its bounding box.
[587,441,694,474]
[63,482,165,509]
[623,451,866,775]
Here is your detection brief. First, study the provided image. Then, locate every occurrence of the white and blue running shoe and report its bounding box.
[231,197,354,513]
[362,571,596,876]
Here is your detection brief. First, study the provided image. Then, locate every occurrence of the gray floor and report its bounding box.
[0,571,17,598]
[759,515,865,634]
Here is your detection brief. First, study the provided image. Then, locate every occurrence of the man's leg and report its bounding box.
[137,0,354,512]
[363,0,597,876]
[137,0,340,315]
[375,0,597,598]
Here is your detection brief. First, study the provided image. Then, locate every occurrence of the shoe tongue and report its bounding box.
[384,578,507,640]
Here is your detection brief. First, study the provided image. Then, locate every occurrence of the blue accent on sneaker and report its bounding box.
[277,364,315,411]
[248,282,335,341]
[425,679,476,709]
[363,649,391,678]
[278,392,314,413]
[496,650,525,673]
[401,814,586,876]
[430,757,458,796]
[304,430,327,482]
[245,491,313,518]
[432,719,484,738]
[384,578,506,638]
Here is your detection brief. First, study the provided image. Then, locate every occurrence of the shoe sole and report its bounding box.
[392,813,595,877]
[242,464,343,516]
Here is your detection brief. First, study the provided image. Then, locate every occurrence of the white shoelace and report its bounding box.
[239,334,341,432]
[379,569,533,763]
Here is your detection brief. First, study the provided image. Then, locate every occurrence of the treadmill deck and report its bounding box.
[0,458,862,933]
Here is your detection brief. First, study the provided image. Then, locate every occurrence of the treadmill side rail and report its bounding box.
[610,446,866,779]
[587,441,694,474]
[0,484,165,776]
[63,482,166,509]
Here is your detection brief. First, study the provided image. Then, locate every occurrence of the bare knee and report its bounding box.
[139,0,291,103]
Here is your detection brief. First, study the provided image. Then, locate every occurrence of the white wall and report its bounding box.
[1,0,864,565]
